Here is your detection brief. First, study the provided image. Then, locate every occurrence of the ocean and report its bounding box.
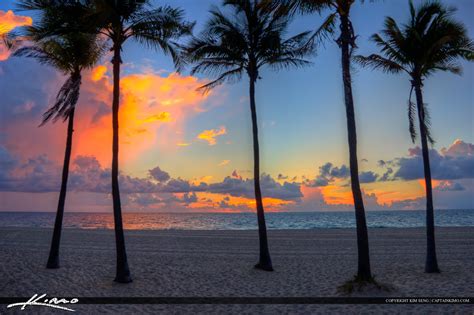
[0,209,473,230]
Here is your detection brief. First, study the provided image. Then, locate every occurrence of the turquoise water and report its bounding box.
[0,210,473,230]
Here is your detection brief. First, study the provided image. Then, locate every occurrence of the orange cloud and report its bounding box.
[142,112,171,123]
[0,10,33,61]
[364,180,424,206]
[90,65,107,81]
[320,184,354,205]
[73,67,211,167]
[197,126,227,145]
[0,10,32,34]
[418,179,443,191]
[185,192,292,212]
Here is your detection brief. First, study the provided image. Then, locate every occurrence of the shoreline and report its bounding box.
[0,226,472,232]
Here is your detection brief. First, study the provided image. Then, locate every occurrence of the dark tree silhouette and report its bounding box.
[187,0,314,271]
[15,1,104,269]
[355,0,473,273]
[17,0,192,282]
[286,0,373,281]
[79,0,193,283]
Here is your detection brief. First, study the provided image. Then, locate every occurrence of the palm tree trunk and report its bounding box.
[46,106,76,269]
[413,81,440,273]
[249,77,273,271]
[112,44,132,283]
[340,12,372,281]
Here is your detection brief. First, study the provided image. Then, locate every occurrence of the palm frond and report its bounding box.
[14,32,106,73]
[129,6,194,71]
[283,0,335,15]
[361,0,472,148]
[14,45,67,71]
[197,66,244,93]
[41,72,82,125]
[187,0,314,91]
[308,12,337,47]
[262,30,314,69]
[354,54,407,74]
[420,102,435,145]
[408,86,417,143]
[1,33,14,51]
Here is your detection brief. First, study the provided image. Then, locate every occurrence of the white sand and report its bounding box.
[0,227,473,314]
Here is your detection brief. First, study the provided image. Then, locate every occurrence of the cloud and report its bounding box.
[382,140,474,181]
[441,139,474,157]
[218,160,230,166]
[208,173,303,201]
[177,142,191,147]
[0,10,33,61]
[0,147,303,203]
[231,170,242,180]
[148,166,170,182]
[0,11,32,34]
[183,192,198,203]
[0,145,17,180]
[197,126,227,145]
[359,171,379,184]
[434,180,465,192]
[0,61,213,167]
[142,112,171,123]
[306,162,350,187]
[1,136,473,211]
[90,65,107,81]
[0,153,61,192]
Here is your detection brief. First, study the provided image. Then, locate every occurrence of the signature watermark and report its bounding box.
[7,294,78,312]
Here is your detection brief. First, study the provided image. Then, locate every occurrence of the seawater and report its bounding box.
[0,210,472,230]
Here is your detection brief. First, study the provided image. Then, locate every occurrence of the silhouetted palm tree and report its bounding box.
[187,0,313,271]
[286,0,373,281]
[15,0,105,268]
[17,0,192,283]
[355,0,473,273]
[16,1,105,270]
[78,0,193,283]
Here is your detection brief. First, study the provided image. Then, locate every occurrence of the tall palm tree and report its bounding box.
[16,34,104,269]
[18,0,193,283]
[286,0,373,281]
[78,0,193,283]
[187,0,313,271]
[355,0,473,273]
[16,1,105,270]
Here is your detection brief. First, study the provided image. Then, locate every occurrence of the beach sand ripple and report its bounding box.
[0,227,472,314]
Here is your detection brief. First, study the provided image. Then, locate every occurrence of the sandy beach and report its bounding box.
[0,227,473,314]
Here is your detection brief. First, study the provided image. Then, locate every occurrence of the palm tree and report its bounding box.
[16,1,104,270]
[17,36,103,269]
[286,0,373,281]
[355,0,473,273]
[17,0,192,283]
[76,0,193,283]
[187,0,313,271]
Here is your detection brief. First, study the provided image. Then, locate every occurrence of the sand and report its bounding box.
[0,227,473,314]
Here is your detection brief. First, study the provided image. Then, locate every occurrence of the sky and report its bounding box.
[0,0,473,213]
